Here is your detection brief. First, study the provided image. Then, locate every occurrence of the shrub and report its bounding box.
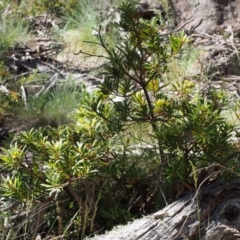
[0,2,238,239]
[91,2,235,184]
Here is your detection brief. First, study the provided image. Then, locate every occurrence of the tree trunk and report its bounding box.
[169,0,240,33]
[88,180,240,239]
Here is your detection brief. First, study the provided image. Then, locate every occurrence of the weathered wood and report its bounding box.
[87,180,240,239]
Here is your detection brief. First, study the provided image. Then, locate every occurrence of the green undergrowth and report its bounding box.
[0,15,30,58]
[59,0,124,67]
[8,82,83,130]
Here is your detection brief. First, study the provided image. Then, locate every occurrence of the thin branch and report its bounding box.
[64,184,85,212]
[74,49,109,59]
[160,17,194,36]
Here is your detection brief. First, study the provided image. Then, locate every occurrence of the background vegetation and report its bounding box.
[0,1,240,240]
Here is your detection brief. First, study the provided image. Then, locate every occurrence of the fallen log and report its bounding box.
[87,180,240,240]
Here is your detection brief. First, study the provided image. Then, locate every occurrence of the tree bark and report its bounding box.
[88,180,240,240]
